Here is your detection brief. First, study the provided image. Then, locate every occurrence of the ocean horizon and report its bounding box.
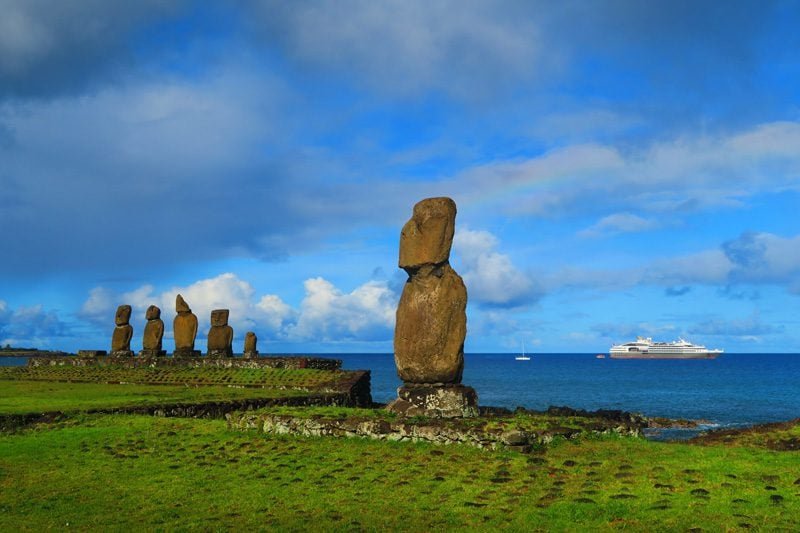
[5,352,799,431]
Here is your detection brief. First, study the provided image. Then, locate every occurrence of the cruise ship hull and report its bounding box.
[609,352,721,360]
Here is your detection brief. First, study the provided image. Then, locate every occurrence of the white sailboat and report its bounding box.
[515,340,531,361]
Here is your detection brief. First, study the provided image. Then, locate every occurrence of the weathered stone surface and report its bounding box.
[386,384,478,418]
[173,294,198,354]
[394,263,467,383]
[207,309,233,357]
[111,304,133,353]
[398,197,457,270]
[142,305,164,353]
[243,331,258,358]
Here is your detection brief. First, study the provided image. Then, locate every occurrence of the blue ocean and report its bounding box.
[4,353,799,430]
[337,353,800,430]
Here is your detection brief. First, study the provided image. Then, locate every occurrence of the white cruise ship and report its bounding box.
[609,337,723,359]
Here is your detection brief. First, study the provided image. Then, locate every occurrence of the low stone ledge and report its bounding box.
[227,411,643,452]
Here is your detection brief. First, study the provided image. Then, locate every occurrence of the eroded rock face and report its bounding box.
[173,294,198,356]
[111,304,133,354]
[398,197,456,270]
[207,309,233,357]
[394,264,466,383]
[394,197,467,385]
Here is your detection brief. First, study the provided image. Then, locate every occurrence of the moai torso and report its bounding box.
[173,294,198,351]
[111,304,134,353]
[142,305,165,351]
[394,197,467,384]
[207,309,233,357]
[244,331,257,354]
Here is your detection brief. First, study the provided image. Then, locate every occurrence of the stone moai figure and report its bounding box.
[139,305,166,357]
[110,304,134,357]
[207,309,234,357]
[387,197,477,418]
[173,294,200,357]
[243,331,258,359]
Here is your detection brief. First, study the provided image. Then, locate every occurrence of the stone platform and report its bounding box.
[386,384,479,418]
[28,355,342,371]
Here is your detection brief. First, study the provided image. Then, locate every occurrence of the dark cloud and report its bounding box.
[665,286,691,297]
[0,302,70,342]
[0,1,190,100]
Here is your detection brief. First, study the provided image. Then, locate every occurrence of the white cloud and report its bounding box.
[453,227,536,307]
[451,121,800,220]
[579,212,659,238]
[250,0,543,100]
[287,278,397,342]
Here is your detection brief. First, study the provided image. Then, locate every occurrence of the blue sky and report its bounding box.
[1,0,799,353]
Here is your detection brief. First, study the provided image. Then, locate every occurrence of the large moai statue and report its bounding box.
[139,305,166,357]
[110,304,134,357]
[243,331,259,359]
[173,294,200,357]
[387,197,478,418]
[207,309,234,357]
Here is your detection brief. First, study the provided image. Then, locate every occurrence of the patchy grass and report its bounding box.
[2,413,799,531]
[0,365,348,389]
[0,381,313,416]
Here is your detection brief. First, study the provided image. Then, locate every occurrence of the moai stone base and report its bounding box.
[207,349,231,358]
[78,350,107,357]
[109,350,134,357]
[173,348,201,358]
[386,384,479,418]
[139,349,166,357]
[243,351,259,359]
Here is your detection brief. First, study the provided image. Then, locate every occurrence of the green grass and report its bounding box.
[0,365,348,388]
[2,413,799,531]
[0,381,312,415]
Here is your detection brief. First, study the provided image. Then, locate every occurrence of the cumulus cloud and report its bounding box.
[287,278,397,342]
[453,227,537,307]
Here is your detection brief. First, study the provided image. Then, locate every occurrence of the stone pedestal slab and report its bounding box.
[109,350,134,357]
[173,349,201,358]
[139,349,166,357]
[386,384,478,418]
[243,351,259,359]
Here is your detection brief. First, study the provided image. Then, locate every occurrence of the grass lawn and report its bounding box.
[2,413,799,531]
[0,381,312,416]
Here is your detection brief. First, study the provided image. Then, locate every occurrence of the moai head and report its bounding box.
[398,197,457,272]
[211,309,229,327]
[115,305,132,326]
[176,294,191,314]
[146,305,161,320]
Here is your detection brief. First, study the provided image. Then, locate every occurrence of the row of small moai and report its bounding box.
[81,294,259,358]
